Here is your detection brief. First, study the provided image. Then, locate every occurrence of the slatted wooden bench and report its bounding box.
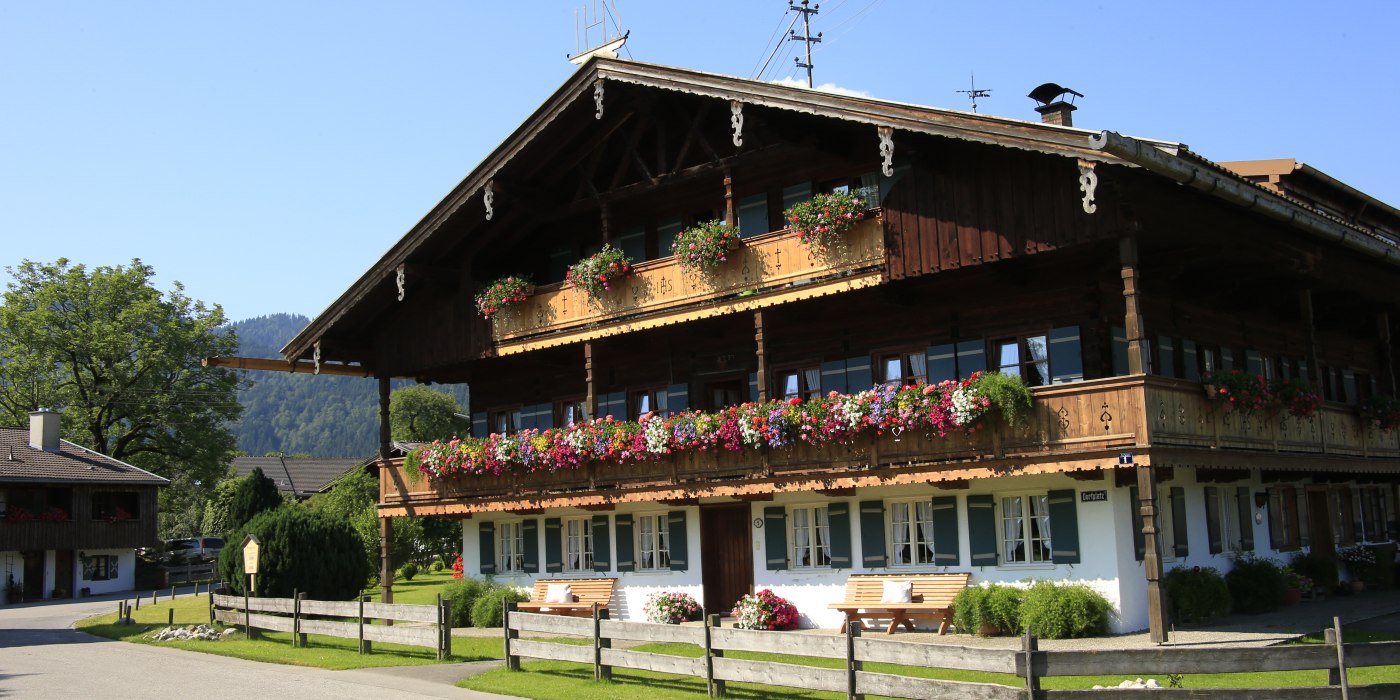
[829,572,970,634]
[516,578,618,617]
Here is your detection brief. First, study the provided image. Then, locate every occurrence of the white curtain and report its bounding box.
[1026,337,1050,385]
[1004,497,1024,561]
[1034,495,1052,558]
[640,518,655,569]
[892,503,911,565]
[567,521,581,569]
[803,368,821,397]
[909,354,927,383]
[816,507,831,565]
[793,509,810,566]
[916,501,936,563]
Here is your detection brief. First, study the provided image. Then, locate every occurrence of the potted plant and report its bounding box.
[566,244,633,302]
[1339,544,1376,591]
[1361,394,1400,431]
[643,591,702,624]
[732,589,799,630]
[474,274,534,320]
[1272,378,1322,419]
[1281,568,1311,605]
[783,190,867,252]
[671,220,740,273]
[5,575,21,604]
[1202,369,1271,416]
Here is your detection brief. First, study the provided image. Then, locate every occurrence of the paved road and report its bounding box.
[0,594,508,699]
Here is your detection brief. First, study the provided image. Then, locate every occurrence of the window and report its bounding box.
[703,378,744,411]
[556,397,588,427]
[490,407,521,435]
[636,514,671,570]
[630,387,668,419]
[1356,485,1393,543]
[878,350,927,387]
[1001,494,1052,564]
[91,492,139,521]
[616,226,647,263]
[497,522,525,573]
[1268,486,1304,551]
[548,246,573,283]
[737,193,769,238]
[775,366,821,401]
[928,340,988,382]
[996,336,1050,387]
[81,554,118,581]
[563,517,593,572]
[1329,488,1357,545]
[1207,488,1244,553]
[789,506,831,568]
[889,500,936,566]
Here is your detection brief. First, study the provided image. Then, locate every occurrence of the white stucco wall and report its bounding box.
[76,549,135,597]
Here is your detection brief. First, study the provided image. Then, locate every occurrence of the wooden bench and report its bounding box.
[828,572,970,634]
[516,578,618,617]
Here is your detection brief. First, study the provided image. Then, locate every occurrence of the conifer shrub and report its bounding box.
[430,559,445,573]
[1019,581,1114,639]
[444,577,491,627]
[1163,566,1231,623]
[218,507,369,600]
[224,467,283,537]
[471,585,530,628]
[1225,555,1287,614]
[398,562,419,581]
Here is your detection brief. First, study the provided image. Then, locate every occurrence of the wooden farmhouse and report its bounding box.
[225,58,1400,636]
[1,410,166,602]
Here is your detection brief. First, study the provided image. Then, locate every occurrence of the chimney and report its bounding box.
[1028,82,1084,127]
[29,409,60,452]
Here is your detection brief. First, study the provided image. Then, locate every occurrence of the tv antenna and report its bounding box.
[956,72,992,113]
[788,0,821,88]
[569,0,629,65]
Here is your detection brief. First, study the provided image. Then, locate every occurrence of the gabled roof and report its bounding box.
[231,455,363,498]
[0,428,169,486]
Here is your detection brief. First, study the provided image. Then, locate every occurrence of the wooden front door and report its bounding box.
[21,551,44,601]
[700,503,753,616]
[1308,489,1335,559]
[52,551,73,598]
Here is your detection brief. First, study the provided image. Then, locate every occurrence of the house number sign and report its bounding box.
[1080,490,1107,502]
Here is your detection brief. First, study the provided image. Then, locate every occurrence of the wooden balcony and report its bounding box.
[489,215,886,355]
[0,518,157,551]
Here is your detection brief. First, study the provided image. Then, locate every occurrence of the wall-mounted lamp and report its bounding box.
[1254,492,1269,509]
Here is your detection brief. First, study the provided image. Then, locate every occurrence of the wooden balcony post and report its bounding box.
[1136,464,1169,644]
[380,515,394,604]
[585,341,596,421]
[1119,236,1149,375]
[1299,289,1321,384]
[378,375,392,461]
[1379,311,1395,395]
[724,168,735,226]
[754,310,768,403]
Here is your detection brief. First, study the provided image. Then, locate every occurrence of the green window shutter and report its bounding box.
[592,515,611,572]
[827,502,852,569]
[522,519,540,574]
[956,340,986,377]
[1205,487,1222,554]
[748,372,759,403]
[1047,489,1081,564]
[471,412,488,438]
[666,383,689,414]
[478,522,496,575]
[1171,487,1189,558]
[764,506,788,571]
[668,510,689,571]
[930,496,960,566]
[966,495,998,567]
[858,500,886,568]
[533,403,554,431]
[544,518,563,573]
[1130,486,1145,562]
[615,514,635,572]
[846,357,873,393]
[820,360,848,395]
[1049,326,1084,384]
[1235,487,1255,552]
[927,344,957,383]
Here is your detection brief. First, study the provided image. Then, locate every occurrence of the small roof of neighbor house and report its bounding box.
[231,456,364,498]
[0,427,170,485]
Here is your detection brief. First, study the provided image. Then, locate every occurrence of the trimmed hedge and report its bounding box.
[1225,555,1287,614]
[471,586,531,628]
[218,507,369,600]
[1163,566,1231,623]
[444,578,492,627]
[1019,581,1114,639]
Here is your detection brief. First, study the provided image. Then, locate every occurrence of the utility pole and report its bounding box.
[788,0,821,88]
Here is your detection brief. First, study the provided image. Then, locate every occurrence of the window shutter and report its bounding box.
[1171,487,1189,558]
[827,502,852,569]
[1235,486,1254,552]
[602,392,627,420]
[1130,486,1145,562]
[478,522,496,575]
[522,519,540,573]
[967,495,998,567]
[927,344,957,383]
[930,496,960,566]
[1268,489,1284,550]
[1047,489,1081,564]
[1205,487,1223,554]
[1111,326,1128,377]
[820,360,848,395]
[1296,488,1311,548]
[666,383,689,414]
[845,357,873,393]
[748,372,759,403]
[764,506,788,571]
[858,500,886,568]
[1350,487,1365,543]
[518,405,537,431]
[1049,326,1084,384]
[1386,487,1399,542]
[471,412,488,438]
[592,515,611,572]
[956,340,986,378]
[544,518,563,573]
[534,403,554,431]
[615,514,635,572]
[1182,340,1200,382]
[668,510,689,571]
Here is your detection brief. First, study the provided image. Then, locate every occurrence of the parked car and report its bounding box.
[163,536,225,563]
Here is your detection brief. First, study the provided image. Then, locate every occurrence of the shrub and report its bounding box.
[1225,555,1287,614]
[985,585,1025,634]
[1290,551,1339,592]
[1163,566,1231,623]
[224,467,282,538]
[783,190,868,252]
[474,274,533,320]
[444,577,491,627]
[218,507,369,600]
[398,562,419,581]
[472,585,530,628]
[430,559,445,573]
[1019,581,1114,639]
[733,589,799,630]
[969,371,1033,428]
[672,221,740,272]
[566,244,632,302]
[644,591,703,624]
[952,585,991,634]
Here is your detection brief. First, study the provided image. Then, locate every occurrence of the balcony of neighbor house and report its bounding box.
[0,487,159,551]
[379,374,1400,513]
[487,214,885,356]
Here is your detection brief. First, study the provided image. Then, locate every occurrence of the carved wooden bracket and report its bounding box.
[594,80,605,120]
[730,100,744,148]
[312,340,322,375]
[395,263,406,301]
[483,181,495,221]
[1077,159,1098,214]
[877,126,894,177]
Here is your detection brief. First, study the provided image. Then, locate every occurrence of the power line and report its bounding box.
[754,11,801,80]
[788,0,822,88]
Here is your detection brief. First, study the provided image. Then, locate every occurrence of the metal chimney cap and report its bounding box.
[1028,82,1084,106]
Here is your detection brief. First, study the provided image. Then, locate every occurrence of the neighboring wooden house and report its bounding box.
[214,58,1400,637]
[1,410,167,602]
[231,456,363,500]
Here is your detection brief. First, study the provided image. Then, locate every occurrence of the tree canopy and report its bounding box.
[0,259,243,489]
[390,384,464,442]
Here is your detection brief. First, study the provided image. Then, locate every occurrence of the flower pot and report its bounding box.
[1350,580,1367,593]
[978,622,1001,637]
[1282,588,1303,606]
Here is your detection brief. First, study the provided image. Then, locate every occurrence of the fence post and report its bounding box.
[171,584,176,601]
[440,596,453,660]
[707,613,726,698]
[1022,629,1040,697]
[117,601,124,621]
[167,608,174,627]
[153,589,159,605]
[207,588,214,625]
[593,602,612,681]
[504,600,520,671]
[359,595,370,654]
[134,594,140,611]
[846,622,862,700]
[1325,628,1340,686]
[244,585,252,640]
[291,589,300,649]
[1333,616,1350,700]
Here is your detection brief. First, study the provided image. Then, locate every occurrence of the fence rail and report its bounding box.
[163,562,217,585]
[209,589,452,659]
[502,605,1400,700]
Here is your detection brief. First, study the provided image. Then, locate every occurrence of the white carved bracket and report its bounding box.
[312,340,322,375]
[594,80,604,120]
[1077,159,1098,214]
[483,181,495,221]
[877,126,894,177]
[730,100,744,148]
[395,263,406,301]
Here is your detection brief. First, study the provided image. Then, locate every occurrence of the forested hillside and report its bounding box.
[229,313,468,457]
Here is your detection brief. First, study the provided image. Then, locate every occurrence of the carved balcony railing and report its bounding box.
[488,215,886,355]
[0,518,156,551]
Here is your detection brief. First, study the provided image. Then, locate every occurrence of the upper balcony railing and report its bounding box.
[0,518,156,551]
[489,214,886,355]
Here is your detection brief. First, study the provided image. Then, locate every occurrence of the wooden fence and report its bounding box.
[210,590,452,659]
[503,604,1400,700]
[163,562,217,585]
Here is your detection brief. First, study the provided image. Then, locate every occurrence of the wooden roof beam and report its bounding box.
[202,356,382,378]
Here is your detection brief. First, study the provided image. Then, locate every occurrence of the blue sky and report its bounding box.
[3,1,1398,323]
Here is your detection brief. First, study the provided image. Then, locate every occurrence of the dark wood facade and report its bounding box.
[1,484,159,551]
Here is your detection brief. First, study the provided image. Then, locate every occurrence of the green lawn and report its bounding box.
[370,569,459,606]
[460,629,1400,698]
[77,591,504,670]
